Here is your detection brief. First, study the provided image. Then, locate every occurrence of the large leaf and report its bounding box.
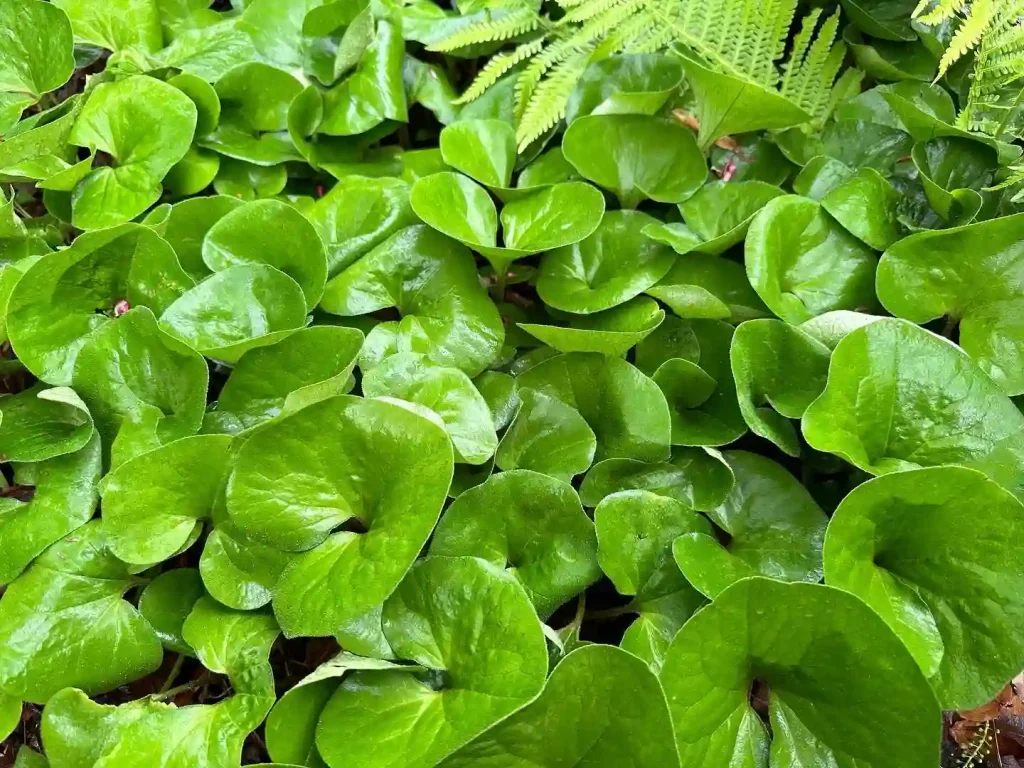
[207,325,363,434]
[313,556,548,768]
[101,434,233,564]
[202,199,328,310]
[0,521,162,703]
[673,451,827,598]
[362,353,497,464]
[802,319,1024,497]
[226,395,453,636]
[0,433,101,584]
[143,195,244,281]
[745,195,878,324]
[537,210,677,314]
[430,470,599,618]
[68,76,198,229]
[51,0,162,52]
[562,114,706,208]
[825,467,1024,709]
[659,577,941,767]
[0,385,92,463]
[320,225,503,377]
[439,645,680,767]
[877,213,1024,395]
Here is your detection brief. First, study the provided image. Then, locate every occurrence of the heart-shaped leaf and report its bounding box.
[430,470,600,617]
[0,385,92,462]
[518,296,664,355]
[565,53,684,123]
[226,395,452,636]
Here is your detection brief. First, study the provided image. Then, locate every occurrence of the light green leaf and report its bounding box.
[910,137,995,225]
[580,448,734,512]
[675,180,785,256]
[0,520,162,703]
[431,470,599,618]
[439,645,680,768]
[0,385,92,462]
[69,76,198,229]
[0,434,101,585]
[518,296,664,356]
[227,396,452,636]
[495,389,597,480]
[309,176,417,276]
[362,353,498,465]
[877,213,1024,395]
[730,319,832,456]
[660,578,941,768]
[101,434,233,564]
[538,210,677,314]
[52,0,162,53]
[157,19,259,83]
[321,225,503,377]
[802,318,1024,497]
[439,119,515,188]
[674,451,827,599]
[563,114,706,208]
[213,157,287,199]
[0,689,19,743]
[144,195,244,282]
[208,325,363,434]
[746,195,879,324]
[820,167,905,250]
[634,315,700,376]
[159,264,308,363]
[138,568,204,655]
[314,556,548,768]
[646,253,770,322]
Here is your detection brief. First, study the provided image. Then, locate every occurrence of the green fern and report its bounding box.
[435,0,847,150]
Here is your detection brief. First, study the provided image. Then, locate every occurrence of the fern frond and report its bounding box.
[560,0,630,25]
[516,50,592,149]
[780,10,844,121]
[955,0,1024,136]
[428,7,543,52]
[913,0,967,25]
[555,0,591,9]
[986,165,1024,200]
[937,0,998,76]
[454,38,546,104]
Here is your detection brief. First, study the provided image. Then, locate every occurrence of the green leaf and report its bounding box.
[41,596,279,766]
[877,213,1024,395]
[144,195,244,282]
[634,315,700,375]
[495,388,597,480]
[101,434,233,564]
[156,19,259,83]
[159,264,308,363]
[0,689,19,743]
[208,325,363,434]
[430,470,599,618]
[802,318,1024,497]
[646,253,770,322]
[202,199,327,311]
[309,176,417,276]
[595,490,709,670]
[52,0,162,52]
[565,53,684,123]
[69,76,198,229]
[562,115,706,208]
[538,210,676,314]
[730,319,832,456]
[439,644,680,767]
[518,296,664,356]
[840,0,917,41]
[674,49,811,151]
[410,172,605,276]
[439,119,516,188]
[8,224,190,385]
[0,385,92,462]
[673,180,785,256]
[660,577,941,767]
[825,467,1024,709]
[314,556,548,768]
[655,319,746,447]
[213,157,287,200]
[820,167,905,251]
[844,27,937,82]
[0,434,101,584]
[910,137,996,225]
[580,448,734,512]
[0,520,162,703]
[138,568,204,655]
[0,0,75,129]
[72,307,208,466]
[321,225,504,377]
[674,451,827,598]
[227,395,452,636]
[362,353,498,465]
[746,195,879,324]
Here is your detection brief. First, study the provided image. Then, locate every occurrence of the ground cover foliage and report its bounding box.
[1,0,1024,765]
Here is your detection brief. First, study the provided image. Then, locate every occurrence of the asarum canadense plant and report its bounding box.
[1,0,1024,766]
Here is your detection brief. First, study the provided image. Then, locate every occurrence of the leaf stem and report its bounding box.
[585,604,634,621]
[158,654,185,695]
